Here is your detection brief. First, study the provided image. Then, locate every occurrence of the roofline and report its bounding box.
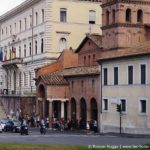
[0,0,42,22]
[97,53,150,63]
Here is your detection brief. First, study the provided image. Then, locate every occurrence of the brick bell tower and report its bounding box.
[101,0,150,50]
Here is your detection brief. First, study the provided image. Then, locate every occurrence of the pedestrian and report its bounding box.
[86,121,90,134]
[93,120,97,133]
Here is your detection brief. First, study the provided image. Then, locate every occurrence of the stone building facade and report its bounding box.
[0,0,102,117]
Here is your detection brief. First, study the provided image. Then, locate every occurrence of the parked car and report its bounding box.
[0,118,10,131]
[4,120,21,133]
[0,123,2,133]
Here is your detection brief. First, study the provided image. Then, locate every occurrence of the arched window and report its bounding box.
[84,56,86,65]
[35,40,37,54]
[137,9,143,23]
[89,10,96,24]
[112,9,115,24]
[41,38,44,53]
[126,9,131,22]
[106,10,110,25]
[35,12,38,25]
[59,38,67,51]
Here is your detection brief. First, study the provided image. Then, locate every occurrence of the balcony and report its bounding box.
[2,57,23,68]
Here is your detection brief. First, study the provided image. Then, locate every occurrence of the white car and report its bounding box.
[0,118,10,131]
[0,124,2,133]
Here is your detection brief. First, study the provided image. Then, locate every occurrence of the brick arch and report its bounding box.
[79,98,87,129]
[90,98,98,122]
[70,98,77,121]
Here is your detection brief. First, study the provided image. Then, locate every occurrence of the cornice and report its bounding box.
[101,23,145,30]
[0,0,42,22]
[101,0,150,8]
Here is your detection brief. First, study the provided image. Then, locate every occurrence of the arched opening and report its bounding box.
[137,9,143,23]
[90,98,98,121]
[126,8,131,22]
[38,84,49,118]
[79,98,87,129]
[71,98,76,121]
[106,10,110,25]
[59,38,67,51]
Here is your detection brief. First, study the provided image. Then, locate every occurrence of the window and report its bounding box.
[35,40,37,55]
[10,25,12,35]
[88,55,91,65]
[128,66,133,84]
[92,80,95,89]
[30,15,32,27]
[24,18,27,30]
[41,38,44,53]
[114,67,118,85]
[89,10,96,24]
[121,99,126,112]
[112,9,115,24]
[84,56,86,65]
[19,20,22,32]
[2,29,3,36]
[141,64,146,84]
[93,54,95,63]
[104,68,108,85]
[126,8,131,22]
[14,23,16,33]
[60,8,67,22]
[19,72,21,87]
[103,99,108,111]
[137,9,143,23]
[106,10,110,25]
[59,38,67,51]
[19,46,21,58]
[42,9,44,22]
[140,100,146,113]
[24,44,26,57]
[24,72,26,86]
[35,12,38,25]
[71,81,74,91]
[6,27,7,36]
[29,42,32,56]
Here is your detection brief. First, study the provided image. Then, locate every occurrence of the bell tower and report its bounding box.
[101,0,150,50]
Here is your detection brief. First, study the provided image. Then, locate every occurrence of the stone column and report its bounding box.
[61,101,65,119]
[87,100,91,122]
[49,101,53,128]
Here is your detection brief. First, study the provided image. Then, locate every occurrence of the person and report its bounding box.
[93,120,97,133]
[86,121,90,133]
[45,117,49,128]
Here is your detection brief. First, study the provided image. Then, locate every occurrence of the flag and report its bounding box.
[3,47,7,62]
[0,49,3,61]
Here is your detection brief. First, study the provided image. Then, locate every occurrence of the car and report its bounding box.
[4,120,21,133]
[0,123,2,133]
[0,118,10,131]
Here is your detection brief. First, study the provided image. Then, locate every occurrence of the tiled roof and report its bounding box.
[76,34,102,53]
[63,65,100,77]
[98,40,150,61]
[40,72,68,85]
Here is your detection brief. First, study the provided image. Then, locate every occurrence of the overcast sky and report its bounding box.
[0,0,26,16]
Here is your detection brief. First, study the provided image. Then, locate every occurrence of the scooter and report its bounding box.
[40,124,46,135]
[20,125,28,135]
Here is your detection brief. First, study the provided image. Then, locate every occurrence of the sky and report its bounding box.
[0,0,26,16]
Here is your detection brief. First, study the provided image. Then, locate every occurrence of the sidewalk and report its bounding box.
[29,127,150,138]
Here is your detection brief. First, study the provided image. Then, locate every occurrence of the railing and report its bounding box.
[2,57,23,67]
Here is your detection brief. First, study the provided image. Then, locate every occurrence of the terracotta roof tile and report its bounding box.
[40,72,68,85]
[98,40,150,61]
[63,65,100,77]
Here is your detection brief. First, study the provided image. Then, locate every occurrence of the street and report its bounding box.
[0,129,150,146]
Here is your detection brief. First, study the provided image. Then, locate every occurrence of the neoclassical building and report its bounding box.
[0,0,102,117]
